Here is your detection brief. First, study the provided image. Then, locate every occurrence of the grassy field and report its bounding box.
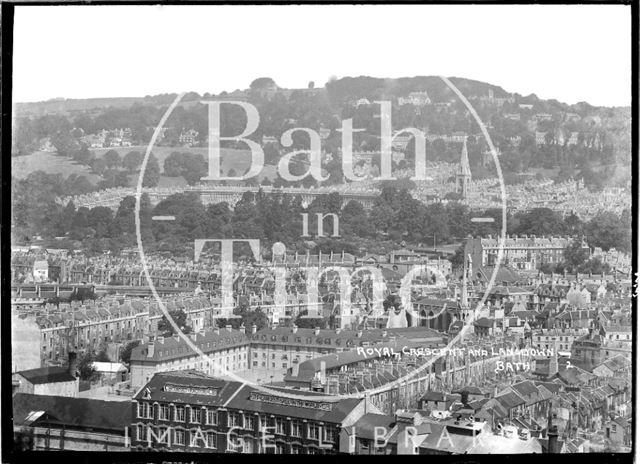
[13,146,278,186]
[12,151,102,182]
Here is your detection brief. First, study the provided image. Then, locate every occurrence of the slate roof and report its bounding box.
[131,329,249,363]
[16,366,75,384]
[13,393,130,432]
[496,391,526,409]
[348,413,397,441]
[224,384,363,424]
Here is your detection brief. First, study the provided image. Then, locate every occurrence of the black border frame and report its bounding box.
[1,2,637,463]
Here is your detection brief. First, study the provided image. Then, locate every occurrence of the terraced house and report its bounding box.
[130,327,250,389]
[11,295,218,368]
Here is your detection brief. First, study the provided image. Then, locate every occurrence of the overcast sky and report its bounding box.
[12,4,631,107]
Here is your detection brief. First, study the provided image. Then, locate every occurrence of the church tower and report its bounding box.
[455,138,471,198]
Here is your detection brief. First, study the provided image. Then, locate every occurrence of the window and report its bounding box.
[137,402,152,419]
[228,412,242,427]
[155,426,169,444]
[359,439,370,453]
[308,423,319,440]
[207,431,216,449]
[137,424,145,441]
[190,429,205,447]
[291,421,302,437]
[275,417,286,435]
[245,414,256,430]
[206,409,218,426]
[323,425,336,443]
[174,429,186,445]
[175,406,186,422]
[191,407,202,423]
[159,404,169,421]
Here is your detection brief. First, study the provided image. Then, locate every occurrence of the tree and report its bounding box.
[449,244,465,270]
[120,340,141,365]
[123,151,143,172]
[46,295,68,309]
[163,152,184,176]
[87,206,114,238]
[250,77,277,91]
[142,153,161,187]
[91,157,107,175]
[585,212,631,253]
[73,146,93,165]
[294,315,325,329]
[563,240,589,272]
[96,349,111,362]
[513,208,566,236]
[182,153,207,185]
[70,287,97,303]
[104,150,121,169]
[157,309,191,336]
[77,351,98,381]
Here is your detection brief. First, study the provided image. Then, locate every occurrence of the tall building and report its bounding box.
[464,235,589,273]
[455,138,471,198]
[131,370,377,453]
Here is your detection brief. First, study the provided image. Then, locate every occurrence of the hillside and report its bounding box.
[11,76,631,190]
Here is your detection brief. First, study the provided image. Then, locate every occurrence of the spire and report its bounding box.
[459,137,471,177]
[456,137,471,198]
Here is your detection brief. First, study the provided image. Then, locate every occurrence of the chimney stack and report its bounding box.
[251,324,257,334]
[547,425,559,453]
[292,324,298,334]
[226,324,232,332]
[314,327,320,336]
[147,340,155,358]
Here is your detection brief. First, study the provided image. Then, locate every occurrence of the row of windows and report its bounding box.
[137,425,330,454]
[252,335,357,347]
[156,341,245,357]
[138,403,218,425]
[225,413,335,441]
[137,406,336,442]
[137,425,216,448]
